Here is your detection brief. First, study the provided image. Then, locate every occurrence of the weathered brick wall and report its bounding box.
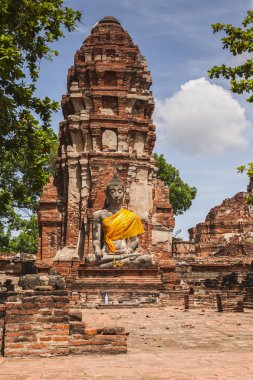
[2,289,127,357]
[4,290,70,357]
[69,323,127,354]
[0,303,6,355]
[173,241,197,257]
[53,261,80,286]
[0,253,36,287]
[36,178,62,271]
[160,267,180,288]
[188,191,253,254]
[244,287,253,309]
[151,179,175,265]
[185,290,245,312]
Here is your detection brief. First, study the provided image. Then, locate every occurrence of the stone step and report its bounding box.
[78,268,159,277]
[71,268,163,307]
[96,302,158,309]
[243,302,253,309]
[76,276,161,282]
[73,277,163,288]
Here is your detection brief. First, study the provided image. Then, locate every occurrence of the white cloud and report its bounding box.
[154,78,250,155]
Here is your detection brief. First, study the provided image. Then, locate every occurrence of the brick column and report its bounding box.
[4,290,70,357]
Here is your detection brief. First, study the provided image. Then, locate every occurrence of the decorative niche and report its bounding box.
[132,99,145,117]
[104,71,117,86]
[106,49,115,59]
[133,132,145,155]
[94,48,102,60]
[100,96,119,115]
[102,129,118,151]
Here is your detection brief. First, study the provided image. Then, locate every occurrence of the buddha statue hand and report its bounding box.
[109,246,133,255]
[123,247,133,255]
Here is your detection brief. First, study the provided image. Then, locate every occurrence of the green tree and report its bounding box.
[237,163,253,204]
[208,10,253,102]
[208,11,253,199]
[6,215,39,254]
[0,0,81,252]
[154,153,197,215]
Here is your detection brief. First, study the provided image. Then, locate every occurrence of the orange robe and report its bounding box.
[102,208,144,253]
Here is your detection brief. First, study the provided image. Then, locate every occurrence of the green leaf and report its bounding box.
[0,0,82,252]
[153,153,197,215]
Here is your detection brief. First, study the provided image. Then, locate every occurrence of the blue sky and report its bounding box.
[36,0,253,238]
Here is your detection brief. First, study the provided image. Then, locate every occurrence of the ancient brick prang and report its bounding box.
[37,16,174,270]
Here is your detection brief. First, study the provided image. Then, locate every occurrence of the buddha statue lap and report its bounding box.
[85,174,153,268]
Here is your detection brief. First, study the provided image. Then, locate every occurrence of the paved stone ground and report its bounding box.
[0,306,253,379]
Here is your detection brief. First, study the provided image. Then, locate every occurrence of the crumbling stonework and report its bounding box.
[3,13,253,362]
[0,253,36,287]
[171,183,253,311]
[37,16,174,278]
[69,324,127,355]
[18,273,66,290]
[3,15,253,320]
[3,289,127,357]
[188,190,253,256]
[173,184,253,264]
[4,290,70,357]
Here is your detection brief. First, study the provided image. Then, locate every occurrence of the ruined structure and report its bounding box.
[36,16,174,270]
[1,18,253,359]
[35,16,175,306]
[188,191,253,258]
[173,180,253,311]
[33,16,253,311]
[174,182,253,261]
[1,288,127,357]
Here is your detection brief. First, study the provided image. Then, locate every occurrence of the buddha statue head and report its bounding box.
[105,173,125,208]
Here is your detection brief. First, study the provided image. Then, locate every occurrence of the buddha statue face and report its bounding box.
[106,184,124,206]
[105,174,125,207]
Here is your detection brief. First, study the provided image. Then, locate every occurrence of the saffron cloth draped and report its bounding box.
[102,208,144,253]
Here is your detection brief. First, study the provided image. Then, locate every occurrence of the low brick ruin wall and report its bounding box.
[0,303,5,355]
[0,253,36,288]
[2,289,127,357]
[184,290,246,312]
[4,290,70,357]
[69,323,127,354]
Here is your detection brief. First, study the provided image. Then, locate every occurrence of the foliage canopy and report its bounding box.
[154,153,197,216]
[209,10,253,102]
[0,0,81,252]
[209,11,253,199]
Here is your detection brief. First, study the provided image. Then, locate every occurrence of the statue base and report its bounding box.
[73,267,163,307]
[85,252,154,269]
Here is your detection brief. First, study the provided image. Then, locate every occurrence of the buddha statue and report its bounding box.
[85,173,153,268]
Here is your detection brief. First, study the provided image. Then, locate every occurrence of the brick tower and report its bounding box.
[36,16,175,294]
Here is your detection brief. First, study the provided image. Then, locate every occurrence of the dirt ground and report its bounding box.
[0,306,253,379]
